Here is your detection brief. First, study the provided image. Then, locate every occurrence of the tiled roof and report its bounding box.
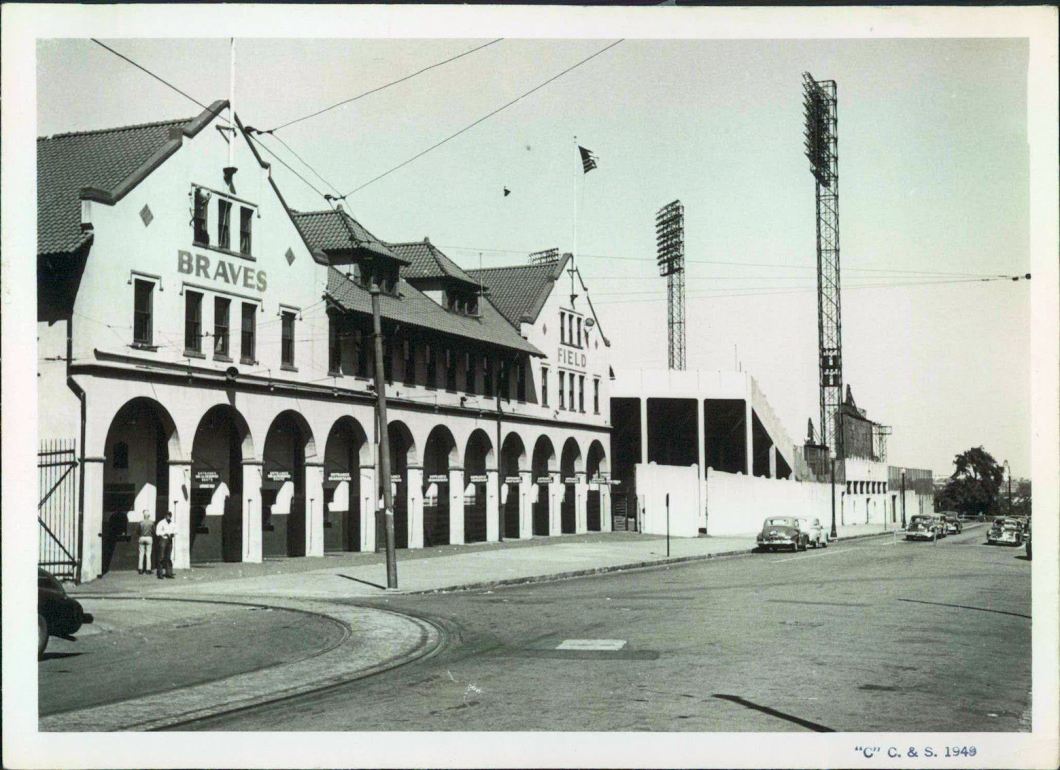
[37,118,192,256]
[387,240,480,288]
[467,254,570,327]
[326,267,542,357]
[291,209,401,263]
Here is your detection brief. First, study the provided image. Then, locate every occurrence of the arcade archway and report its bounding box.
[560,438,583,534]
[463,429,494,543]
[586,440,608,532]
[531,436,556,536]
[323,417,369,552]
[387,421,416,550]
[262,411,315,557]
[423,425,459,547]
[500,432,527,539]
[190,404,252,564]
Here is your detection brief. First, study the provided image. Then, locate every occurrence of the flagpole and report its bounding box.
[571,135,578,302]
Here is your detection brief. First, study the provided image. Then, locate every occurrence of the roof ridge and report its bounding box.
[38,116,193,143]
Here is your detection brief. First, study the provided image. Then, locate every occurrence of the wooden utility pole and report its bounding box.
[371,287,398,589]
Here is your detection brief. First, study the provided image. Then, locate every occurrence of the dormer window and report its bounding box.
[445,289,480,317]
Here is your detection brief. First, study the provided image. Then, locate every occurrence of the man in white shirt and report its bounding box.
[155,511,175,579]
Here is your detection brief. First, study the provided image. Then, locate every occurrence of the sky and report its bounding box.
[36,35,1032,478]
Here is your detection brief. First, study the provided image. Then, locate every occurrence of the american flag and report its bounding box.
[578,145,598,173]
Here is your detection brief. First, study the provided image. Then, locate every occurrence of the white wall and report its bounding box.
[635,462,701,537]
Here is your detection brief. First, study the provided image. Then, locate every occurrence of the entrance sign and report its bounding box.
[390,474,402,483]
[536,477,552,485]
[564,477,577,484]
[470,474,488,483]
[194,470,219,489]
[178,250,267,291]
[327,472,351,482]
[505,476,521,484]
[427,474,448,483]
[557,348,587,370]
[266,470,291,482]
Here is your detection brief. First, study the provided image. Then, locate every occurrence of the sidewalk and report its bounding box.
[72,523,895,603]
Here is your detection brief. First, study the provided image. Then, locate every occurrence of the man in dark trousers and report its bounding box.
[155,510,176,579]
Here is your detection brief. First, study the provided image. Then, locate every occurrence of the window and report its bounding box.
[465,352,476,395]
[133,279,153,346]
[576,318,582,348]
[218,199,232,250]
[445,348,456,391]
[499,359,510,401]
[558,371,565,409]
[516,361,526,402]
[404,339,416,385]
[214,297,230,358]
[578,375,585,413]
[541,366,549,406]
[281,311,295,367]
[239,206,253,255]
[482,355,493,396]
[593,378,600,414]
[355,328,369,377]
[184,291,203,354]
[568,374,575,413]
[193,188,209,245]
[568,314,575,346]
[240,302,256,363]
[426,344,437,389]
[560,312,566,344]
[328,315,341,374]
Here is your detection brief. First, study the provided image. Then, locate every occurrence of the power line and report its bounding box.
[259,132,344,198]
[246,132,329,200]
[269,39,505,133]
[442,243,1021,279]
[343,39,624,197]
[90,39,227,123]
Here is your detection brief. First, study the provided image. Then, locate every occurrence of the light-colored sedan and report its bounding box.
[797,517,828,548]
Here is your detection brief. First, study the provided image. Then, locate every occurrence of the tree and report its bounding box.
[934,446,1005,518]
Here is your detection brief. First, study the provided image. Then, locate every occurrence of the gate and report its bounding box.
[587,489,601,531]
[464,482,488,543]
[38,440,81,582]
[561,484,576,534]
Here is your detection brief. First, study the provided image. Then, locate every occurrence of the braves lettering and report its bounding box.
[178,250,266,292]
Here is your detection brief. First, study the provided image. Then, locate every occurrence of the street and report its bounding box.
[169,525,1031,732]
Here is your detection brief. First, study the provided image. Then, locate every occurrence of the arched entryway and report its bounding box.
[101,398,180,573]
[531,436,556,536]
[387,421,416,550]
[423,425,458,547]
[190,405,252,564]
[500,432,527,539]
[586,440,608,532]
[262,411,316,557]
[464,429,494,544]
[323,417,369,552]
[560,438,583,534]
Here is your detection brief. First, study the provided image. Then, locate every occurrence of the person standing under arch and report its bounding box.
[137,510,155,575]
[156,511,176,579]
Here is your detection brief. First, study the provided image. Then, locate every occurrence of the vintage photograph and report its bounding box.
[3,5,1057,769]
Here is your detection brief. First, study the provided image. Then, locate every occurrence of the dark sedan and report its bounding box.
[756,516,808,553]
[38,568,92,658]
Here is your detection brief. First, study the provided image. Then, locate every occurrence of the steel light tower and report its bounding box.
[803,73,843,459]
[656,200,686,370]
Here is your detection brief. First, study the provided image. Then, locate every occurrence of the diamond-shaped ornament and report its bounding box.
[285,247,296,266]
[139,204,154,226]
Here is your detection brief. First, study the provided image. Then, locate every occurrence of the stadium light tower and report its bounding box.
[656,200,686,370]
[803,73,843,459]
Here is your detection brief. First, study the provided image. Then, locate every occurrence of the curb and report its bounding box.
[40,596,444,732]
[410,529,895,595]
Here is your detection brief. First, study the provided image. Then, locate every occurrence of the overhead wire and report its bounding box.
[268,39,505,132]
[342,39,624,197]
[90,39,229,125]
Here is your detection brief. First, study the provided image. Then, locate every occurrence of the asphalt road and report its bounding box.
[39,598,348,717]
[173,525,1032,732]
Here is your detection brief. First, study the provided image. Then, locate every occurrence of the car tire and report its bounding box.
[38,614,48,659]
[791,541,798,553]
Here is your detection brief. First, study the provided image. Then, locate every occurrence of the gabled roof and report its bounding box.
[387,239,480,288]
[37,101,227,258]
[466,253,570,327]
[291,209,401,263]
[326,267,543,357]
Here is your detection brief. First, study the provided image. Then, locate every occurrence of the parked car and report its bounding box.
[986,517,1024,546]
[756,516,808,552]
[797,517,828,548]
[38,568,92,659]
[942,514,962,535]
[905,514,942,541]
